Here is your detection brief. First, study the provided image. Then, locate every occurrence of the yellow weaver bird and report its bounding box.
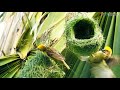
[80,46,120,78]
[37,44,70,70]
[88,46,119,66]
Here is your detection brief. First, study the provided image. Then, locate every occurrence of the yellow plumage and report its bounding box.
[37,44,46,51]
[104,46,112,56]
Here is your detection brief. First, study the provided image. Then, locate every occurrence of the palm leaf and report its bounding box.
[16,13,35,59]
[37,12,67,39]
[0,54,19,66]
[0,60,22,78]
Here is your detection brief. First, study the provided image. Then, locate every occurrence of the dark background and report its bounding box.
[0,0,120,11]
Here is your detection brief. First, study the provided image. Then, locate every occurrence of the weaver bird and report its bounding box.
[37,44,70,70]
[80,46,120,78]
[84,46,119,66]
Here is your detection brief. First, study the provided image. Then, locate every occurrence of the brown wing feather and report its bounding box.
[105,55,120,67]
[46,47,65,61]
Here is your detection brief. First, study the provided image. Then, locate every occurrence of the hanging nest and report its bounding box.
[65,14,104,56]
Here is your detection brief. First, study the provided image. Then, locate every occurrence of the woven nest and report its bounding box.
[65,14,104,56]
[16,50,65,78]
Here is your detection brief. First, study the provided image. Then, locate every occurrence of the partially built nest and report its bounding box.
[16,50,65,78]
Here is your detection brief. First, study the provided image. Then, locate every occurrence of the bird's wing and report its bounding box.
[106,55,120,67]
[46,47,65,61]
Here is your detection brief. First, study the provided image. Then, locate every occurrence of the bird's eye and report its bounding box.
[101,49,106,53]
